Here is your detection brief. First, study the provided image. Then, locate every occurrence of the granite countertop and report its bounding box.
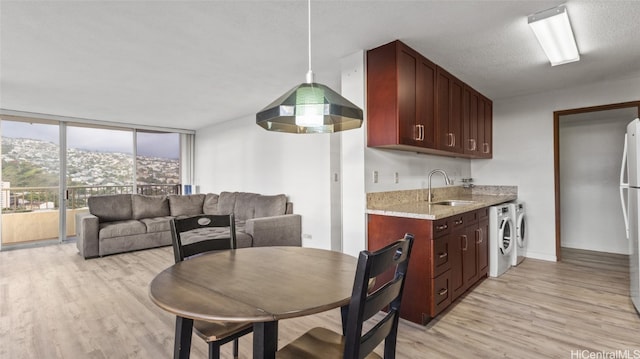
[366,185,517,220]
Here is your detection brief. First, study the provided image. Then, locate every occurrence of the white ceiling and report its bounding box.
[2,0,640,131]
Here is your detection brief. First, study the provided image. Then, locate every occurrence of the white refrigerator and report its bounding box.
[621,118,640,313]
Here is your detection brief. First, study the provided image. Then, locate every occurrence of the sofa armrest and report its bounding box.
[245,214,302,247]
[76,212,100,259]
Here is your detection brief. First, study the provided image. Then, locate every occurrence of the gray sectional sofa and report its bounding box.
[75,191,301,259]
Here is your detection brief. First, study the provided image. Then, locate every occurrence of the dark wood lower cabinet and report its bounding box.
[368,207,490,325]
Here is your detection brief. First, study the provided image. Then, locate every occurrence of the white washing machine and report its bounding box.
[489,204,514,277]
[509,201,527,266]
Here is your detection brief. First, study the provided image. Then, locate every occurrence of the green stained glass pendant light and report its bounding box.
[256,0,363,134]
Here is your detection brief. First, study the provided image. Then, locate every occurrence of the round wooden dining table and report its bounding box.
[149,246,359,359]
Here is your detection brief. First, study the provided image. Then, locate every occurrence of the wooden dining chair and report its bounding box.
[170,214,253,359]
[276,233,414,359]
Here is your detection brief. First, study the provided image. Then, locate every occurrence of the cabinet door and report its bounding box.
[477,217,489,277]
[462,224,478,289]
[367,42,398,147]
[436,67,464,153]
[397,46,420,146]
[449,228,464,300]
[476,93,493,158]
[448,216,466,300]
[450,77,464,153]
[463,86,480,157]
[436,68,450,150]
[481,96,493,158]
[416,57,437,148]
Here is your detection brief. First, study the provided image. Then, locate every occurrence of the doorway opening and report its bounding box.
[554,101,640,261]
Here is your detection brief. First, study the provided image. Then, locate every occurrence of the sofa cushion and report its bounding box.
[254,194,287,218]
[98,220,146,239]
[202,193,220,215]
[140,216,173,233]
[234,192,259,220]
[89,194,133,222]
[168,194,205,217]
[132,195,170,219]
[216,192,237,215]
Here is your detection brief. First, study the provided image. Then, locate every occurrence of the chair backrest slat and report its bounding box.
[170,213,237,263]
[359,313,396,357]
[367,242,411,278]
[361,278,403,321]
[343,233,414,359]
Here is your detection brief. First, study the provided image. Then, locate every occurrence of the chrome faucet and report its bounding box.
[427,169,453,203]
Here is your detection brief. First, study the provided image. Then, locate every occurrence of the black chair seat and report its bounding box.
[276,327,382,359]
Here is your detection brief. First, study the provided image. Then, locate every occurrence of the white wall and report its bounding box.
[340,51,367,257]
[194,115,333,249]
[365,149,471,193]
[559,111,633,254]
[472,74,640,261]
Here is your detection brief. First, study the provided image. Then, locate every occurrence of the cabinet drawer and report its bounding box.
[432,236,451,277]
[450,214,466,230]
[477,207,489,221]
[433,218,451,236]
[431,270,451,316]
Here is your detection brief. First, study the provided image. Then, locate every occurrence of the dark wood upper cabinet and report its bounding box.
[463,86,493,158]
[481,95,493,158]
[367,40,437,150]
[463,86,479,156]
[436,67,464,154]
[367,40,492,159]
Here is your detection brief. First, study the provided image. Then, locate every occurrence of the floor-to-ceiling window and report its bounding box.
[136,131,180,195]
[0,114,192,249]
[67,124,135,195]
[1,120,61,246]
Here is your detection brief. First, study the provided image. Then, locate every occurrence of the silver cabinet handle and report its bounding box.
[483,142,490,153]
[476,228,483,243]
[415,125,425,141]
[439,252,448,259]
[438,288,448,296]
[469,139,477,151]
[447,133,454,147]
[462,235,468,251]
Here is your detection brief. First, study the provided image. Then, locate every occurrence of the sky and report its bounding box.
[1,121,180,159]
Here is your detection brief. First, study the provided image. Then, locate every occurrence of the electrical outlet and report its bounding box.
[373,170,378,183]
[302,233,312,240]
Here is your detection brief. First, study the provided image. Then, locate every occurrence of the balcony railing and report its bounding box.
[1,184,182,245]
[1,184,182,212]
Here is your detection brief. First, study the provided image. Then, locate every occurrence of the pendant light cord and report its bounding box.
[306,0,314,83]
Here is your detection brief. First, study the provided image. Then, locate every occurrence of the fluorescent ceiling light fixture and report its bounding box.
[528,5,580,66]
[256,0,363,134]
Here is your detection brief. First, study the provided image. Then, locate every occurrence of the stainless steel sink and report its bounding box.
[428,200,476,206]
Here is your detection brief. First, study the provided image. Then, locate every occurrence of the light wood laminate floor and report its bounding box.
[1,244,639,358]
